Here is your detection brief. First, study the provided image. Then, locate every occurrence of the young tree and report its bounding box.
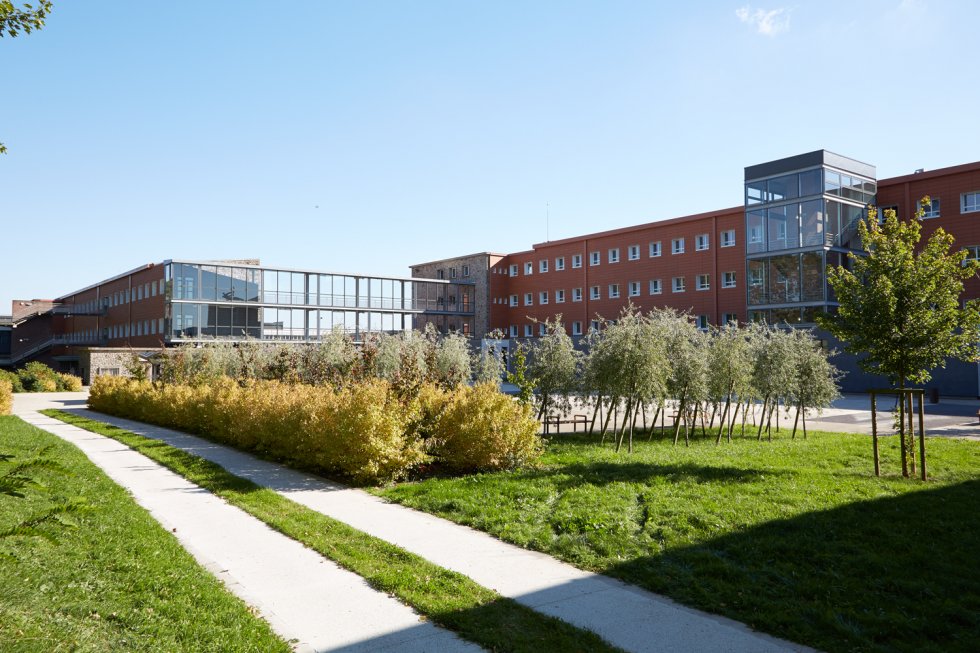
[528,316,581,426]
[819,198,980,473]
[707,323,754,444]
[787,329,842,439]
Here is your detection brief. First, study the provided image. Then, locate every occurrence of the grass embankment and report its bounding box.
[42,409,623,653]
[0,415,290,653]
[374,429,980,653]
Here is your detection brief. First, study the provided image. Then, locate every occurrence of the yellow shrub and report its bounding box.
[0,378,12,415]
[56,373,84,392]
[431,383,542,472]
[88,376,428,485]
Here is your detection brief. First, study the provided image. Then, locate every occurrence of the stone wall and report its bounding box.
[411,253,504,341]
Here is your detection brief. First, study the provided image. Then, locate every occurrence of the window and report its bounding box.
[437,269,444,279]
[672,238,685,254]
[509,264,518,276]
[590,286,601,300]
[649,279,662,295]
[723,271,737,288]
[462,265,470,277]
[749,266,764,286]
[696,274,710,291]
[524,293,533,306]
[525,262,533,275]
[608,248,620,263]
[696,315,709,330]
[608,283,620,298]
[572,254,582,268]
[159,318,164,334]
[539,323,547,336]
[539,291,549,305]
[591,320,601,332]
[964,246,980,263]
[556,256,565,271]
[160,279,165,295]
[572,321,583,336]
[572,287,583,302]
[540,259,549,273]
[628,245,640,260]
[722,313,738,325]
[878,205,898,223]
[590,251,600,266]
[962,192,980,214]
[524,324,533,337]
[556,289,566,303]
[749,224,764,244]
[696,234,709,251]
[672,276,686,293]
[510,294,518,307]
[649,241,662,257]
[628,281,640,297]
[151,282,157,297]
[450,267,457,278]
[509,325,518,337]
[137,286,143,301]
[721,230,736,247]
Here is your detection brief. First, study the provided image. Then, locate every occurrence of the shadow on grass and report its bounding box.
[604,479,980,653]
[516,461,776,488]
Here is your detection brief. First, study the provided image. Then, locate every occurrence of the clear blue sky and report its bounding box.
[3,0,978,309]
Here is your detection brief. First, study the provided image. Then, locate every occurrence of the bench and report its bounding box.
[543,414,588,434]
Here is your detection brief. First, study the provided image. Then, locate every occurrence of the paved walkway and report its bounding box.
[13,394,482,653]
[13,392,811,653]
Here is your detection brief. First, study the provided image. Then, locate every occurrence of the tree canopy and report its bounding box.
[818,198,980,387]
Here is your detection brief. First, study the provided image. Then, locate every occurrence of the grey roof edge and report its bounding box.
[745,150,876,181]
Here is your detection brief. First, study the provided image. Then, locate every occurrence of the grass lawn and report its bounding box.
[0,415,291,653]
[43,409,624,653]
[373,429,980,653]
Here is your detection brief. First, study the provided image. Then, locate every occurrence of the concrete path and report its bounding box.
[12,395,483,653]
[16,392,811,653]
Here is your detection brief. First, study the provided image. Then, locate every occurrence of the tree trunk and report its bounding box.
[600,396,617,444]
[648,404,662,441]
[716,396,731,445]
[757,396,769,440]
[899,378,908,478]
[729,400,741,443]
[792,402,800,439]
[801,405,807,440]
[906,392,916,476]
[615,396,633,452]
[673,393,687,445]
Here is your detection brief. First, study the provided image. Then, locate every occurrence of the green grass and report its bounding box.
[372,428,980,653]
[42,409,624,653]
[0,415,291,653]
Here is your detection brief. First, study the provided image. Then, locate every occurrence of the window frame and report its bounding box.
[722,271,737,288]
[696,274,710,291]
[628,281,640,297]
[695,234,710,251]
[961,192,980,214]
[672,238,685,254]
[649,279,662,295]
[608,283,620,299]
[590,285,601,300]
[572,254,583,268]
[572,287,583,302]
[628,244,640,261]
[608,248,620,264]
[721,229,736,247]
[649,241,662,257]
[555,256,565,271]
[590,251,601,266]
[672,276,686,293]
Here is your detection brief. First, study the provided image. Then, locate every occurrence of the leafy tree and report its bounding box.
[707,323,754,444]
[787,329,841,439]
[506,342,536,407]
[819,198,980,472]
[472,346,505,385]
[432,331,472,389]
[1,1,53,154]
[749,323,796,441]
[528,316,581,426]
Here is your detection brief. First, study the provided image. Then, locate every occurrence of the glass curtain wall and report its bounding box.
[745,165,875,325]
[166,262,473,342]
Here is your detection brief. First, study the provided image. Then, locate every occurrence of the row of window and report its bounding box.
[879,193,980,220]
[435,265,471,280]
[504,231,737,276]
[497,272,738,307]
[104,279,165,308]
[63,318,166,342]
[505,313,739,338]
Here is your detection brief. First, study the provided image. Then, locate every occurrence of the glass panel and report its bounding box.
[201,266,218,301]
[800,199,825,246]
[747,259,767,305]
[767,204,800,251]
[216,267,233,302]
[839,203,865,249]
[748,309,769,323]
[277,271,291,303]
[801,306,823,324]
[292,273,305,304]
[768,254,800,303]
[747,209,766,253]
[824,169,841,196]
[216,306,232,337]
[771,307,803,325]
[746,179,767,205]
[263,270,277,303]
[799,169,822,196]
[292,309,305,339]
[232,269,247,302]
[801,252,824,301]
[767,174,799,202]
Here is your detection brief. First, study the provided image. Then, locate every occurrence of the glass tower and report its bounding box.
[744,150,876,324]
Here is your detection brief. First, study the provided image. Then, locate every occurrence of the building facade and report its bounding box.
[5,259,475,382]
[412,150,980,396]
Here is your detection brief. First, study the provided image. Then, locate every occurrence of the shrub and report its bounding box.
[431,383,542,472]
[0,378,12,415]
[0,370,24,393]
[56,372,83,392]
[89,376,428,485]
